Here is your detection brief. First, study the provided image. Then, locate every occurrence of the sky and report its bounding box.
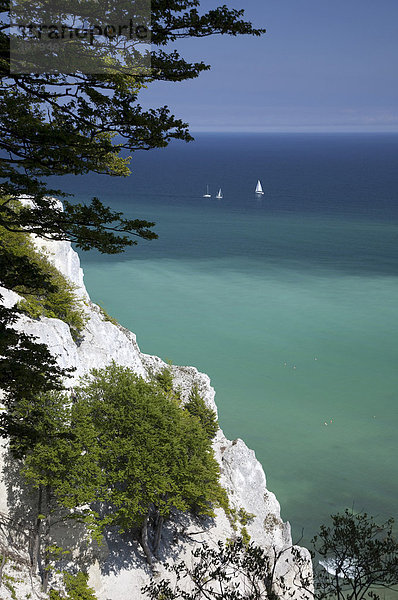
[141,0,398,132]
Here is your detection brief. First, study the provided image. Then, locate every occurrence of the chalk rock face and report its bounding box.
[0,236,312,599]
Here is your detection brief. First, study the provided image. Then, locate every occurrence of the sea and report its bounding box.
[53,133,398,546]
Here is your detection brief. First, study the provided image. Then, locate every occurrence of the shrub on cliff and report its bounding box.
[0,216,87,340]
[154,365,175,394]
[50,572,97,600]
[0,2,265,410]
[184,384,219,441]
[20,364,226,570]
[143,538,283,600]
[143,511,398,600]
[154,369,219,440]
[73,363,225,563]
[309,510,398,600]
[274,510,398,600]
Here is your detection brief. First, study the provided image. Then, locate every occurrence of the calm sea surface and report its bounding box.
[54,133,398,545]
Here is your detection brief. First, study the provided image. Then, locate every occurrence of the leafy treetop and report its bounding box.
[184,383,218,441]
[20,364,226,564]
[0,2,265,254]
[0,1,265,405]
[311,510,398,600]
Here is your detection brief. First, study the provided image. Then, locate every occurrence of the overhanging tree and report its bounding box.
[20,364,226,574]
[72,363,225,565]
[279,510,398,600]
[143,538,288,600]
[0,0,265,406]
[0,1,265,249]
[143,511,398,600]
[311,510,398,600]
[6,387,106,590]
[184,383,219,441]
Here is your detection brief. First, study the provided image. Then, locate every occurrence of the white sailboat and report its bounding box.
[203,185,211,198]
[255,180,264,195]
[216,188,223,199]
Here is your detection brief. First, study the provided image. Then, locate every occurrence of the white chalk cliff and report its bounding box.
[0,234,312,599]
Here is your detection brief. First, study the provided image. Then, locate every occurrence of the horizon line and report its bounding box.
[189,128,398,134]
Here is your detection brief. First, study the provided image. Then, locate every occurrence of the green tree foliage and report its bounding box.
[144,511,398,600]
[0,0,265,421]
[50,572,97,600]
[0,203,84,451]
[0,3,264,247]
[21,391,105,509]
[0,302,68,410]
[184,383,218,440]
[20,364,226,567]
[9,389,105,588]
[143,538,283,600]
[0,215,87,339]
[0,239,74,449]
[63,572,97,600]
[73,363,225,562]
[5,391,69,460]
[154,365,175,394]
[309,510,398,600]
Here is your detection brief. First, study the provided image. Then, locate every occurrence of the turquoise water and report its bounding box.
[58,134,398,545]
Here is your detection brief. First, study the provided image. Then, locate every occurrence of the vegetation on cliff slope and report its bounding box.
[0,0,266,409]
[144,511,398,600]
[7,365,225,587]
[0,214,87,339]
[0,2,267,594]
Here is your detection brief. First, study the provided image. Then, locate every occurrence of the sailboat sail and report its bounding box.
[216,188,223,199]
[255,180,264,195]
[203,185,211,198]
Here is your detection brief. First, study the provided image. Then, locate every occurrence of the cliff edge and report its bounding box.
[0,235,312,599]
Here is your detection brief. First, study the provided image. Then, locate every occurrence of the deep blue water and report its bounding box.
[50,133,398,544]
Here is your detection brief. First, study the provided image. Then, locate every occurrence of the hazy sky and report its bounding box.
[141,0,398,132]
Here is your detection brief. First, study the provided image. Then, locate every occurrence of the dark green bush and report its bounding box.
[50,572,97,600]
[0,222,87,339]
[154,365,174,393]
[184,384,219,440]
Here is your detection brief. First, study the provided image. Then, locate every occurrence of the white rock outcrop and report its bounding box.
[0,236,312,599]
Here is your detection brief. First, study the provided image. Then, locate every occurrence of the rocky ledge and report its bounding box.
[0,234,312,599]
